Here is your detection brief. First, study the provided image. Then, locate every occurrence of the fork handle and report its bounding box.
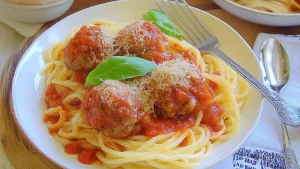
[209,48,300,127]
[281,123,299,169]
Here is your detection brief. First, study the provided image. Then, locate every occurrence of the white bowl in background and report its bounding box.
[0,0,74,23]
[213,0,300,27]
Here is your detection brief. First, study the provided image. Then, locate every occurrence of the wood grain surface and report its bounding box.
[1,0,300,169]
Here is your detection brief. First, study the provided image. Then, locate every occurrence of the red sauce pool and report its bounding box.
[65,144,84,154]
[44,114,60,124]
[179,137,189,147]
[209,81,218,91]
[45,84,62,108]
[65,144,99,165]
[74,71,89,84]
[45,84,70,108]
[140,113,197,137]
[48,128,59,135]
[202,102,224,132]
[44,113,60,135]
[78,149,98,165]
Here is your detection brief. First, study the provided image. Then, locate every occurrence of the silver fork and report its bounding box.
[155,0,300,127]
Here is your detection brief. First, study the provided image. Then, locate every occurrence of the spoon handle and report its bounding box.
[266,89,300,127]
[281,123,299,169]
[211,48,300,127]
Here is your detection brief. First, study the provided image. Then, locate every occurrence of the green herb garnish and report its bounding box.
[85,56,157,86]
[143,9,184,40]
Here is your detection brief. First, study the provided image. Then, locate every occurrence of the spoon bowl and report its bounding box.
[260,38,290,91]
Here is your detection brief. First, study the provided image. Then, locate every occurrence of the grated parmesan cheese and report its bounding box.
[114,20,147,56]
[124,59,202,113]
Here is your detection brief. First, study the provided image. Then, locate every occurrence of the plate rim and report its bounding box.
[11,0,264,168]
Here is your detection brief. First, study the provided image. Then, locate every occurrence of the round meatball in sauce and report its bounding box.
[146,59,213,118]
[82,80,144,138]
[64,25,114,71]
[114,20,170,63]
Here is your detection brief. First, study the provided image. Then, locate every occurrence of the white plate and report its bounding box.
[214,0,300,27]
[12,0,263,168]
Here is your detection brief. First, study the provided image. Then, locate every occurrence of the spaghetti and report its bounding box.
[42,19,249,169]
[233,0,300,13]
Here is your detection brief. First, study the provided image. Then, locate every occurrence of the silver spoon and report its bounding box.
[260,38,299,169]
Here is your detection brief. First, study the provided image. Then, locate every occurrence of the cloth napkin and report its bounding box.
[0,12,43,37]
[211,33,300,169]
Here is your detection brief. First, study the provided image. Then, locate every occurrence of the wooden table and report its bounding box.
[0,0,300,169]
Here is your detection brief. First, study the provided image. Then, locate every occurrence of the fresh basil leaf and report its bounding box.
[85,56,157,86]
[143,9,184,40]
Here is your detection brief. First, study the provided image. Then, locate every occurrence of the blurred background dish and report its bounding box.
[213,0,300,26]
[8,0,61,5]
[0,0,73,23]
[231,0,300,13]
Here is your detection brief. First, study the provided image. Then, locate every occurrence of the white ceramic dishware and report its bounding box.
[0,0,74,23]
[11,0,263,168]
[213,0,300,27]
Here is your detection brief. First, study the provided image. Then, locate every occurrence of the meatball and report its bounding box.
[142,51,180,64]
[82,80,144,138]
[146,59,213,118]
[64,25,114,71]
[114,21,169,61]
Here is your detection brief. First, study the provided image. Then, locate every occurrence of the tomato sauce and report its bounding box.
[139,80,223,138]
[172,85,191,104]
[116,144,126,152]
[83,85,144,133]
[143,21,168,53]
[82,88,105,130]
[74,71,89,84]
[139,76,220,137]
[65,144,99,165]
[209,81,218,91]
[140,21,181,64]
[78,149,98,165]
[65,25,103,62]
[140,113,197,137]
[44,114,60,135]
[202,102,224,132]
[65,144,84,154]
[45,84,70,108]
[189,78,214,112]
[140,22,199,65]
[68,98,82,110]
[143,51,177,64]
[44,114,60,124]
[182,50,196,63]
[48,128,59,135]
[45,84,62,108]
[179,137,189,147]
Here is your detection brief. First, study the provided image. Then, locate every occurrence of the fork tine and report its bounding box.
[172,0,206,42]
[155,0,214,46]
[166,0,205,43]
[156,0,199,44]
[179,0,212,39]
